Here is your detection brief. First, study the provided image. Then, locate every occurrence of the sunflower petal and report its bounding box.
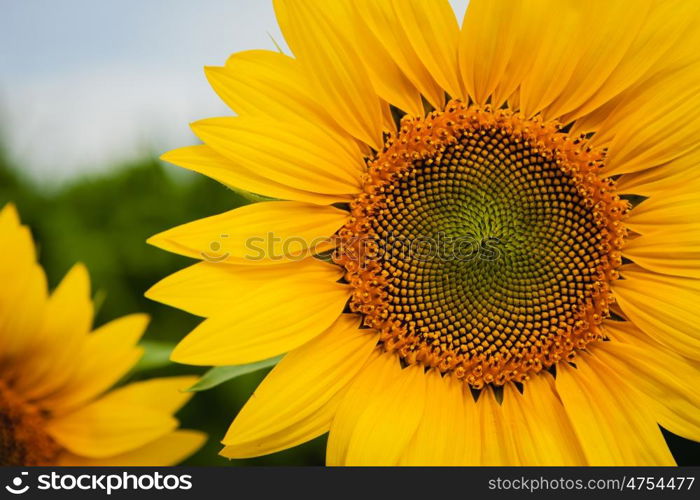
[541,0,651,120]
[595,322,700,442]
[592,62,700,176]
[191,117,363,196]
[274,0,383,148]
[459,0,522,106]
[99,376,197,415]
[0,204,48,359]
[503,376,586,465]
[58,430,205,466]
[161,146,346,205]
[399,370,468,465]
[43,314,149,414]
[556,352,675,465]
[326,351,400,465]
[615,147,700,197]
[625,192,700,234]
[613,266,700,359]
[206,50,342,134]
[622,229,700,279]
[170,280,350,365]
[18,264,94,401]
[565,0,700,122]
[147,201,348,265]
[147,257,342,318]
[221,315,377,458]
[46,401,177,459]
[343,363,425,466]
[476,386,520,465]
[392,0,461,99]
[354,0,445,109]
[515,0,587,118]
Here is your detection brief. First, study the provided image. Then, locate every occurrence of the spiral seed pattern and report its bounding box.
[334,102,628,388]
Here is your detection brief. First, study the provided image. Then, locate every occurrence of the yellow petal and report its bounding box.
[565,0,700,122]
[148,201,348,265]
[147,257,342,318]
[594,323,700,442]
[191,117,363,196]
[18,264,94,401]
[622,229,700,279]
[206,50,343,135]
[625,191,700,234]
[0,203,48,360]
[58,430,206,466]
[502,376,586,465]
[399,370,469,465]
[613,265,700,360]
[516,0,587,118]
[221,315,377,458]
[170,279,350,365]
[392,0,461,99]
[326,350,400,466]
[274,0,383,148]
[476,386,520,465]
[330,1,423,117]
[615,147,700,197]
[43,314,149,414]
[593,62,700,176]
[556,352,675,465]
[99,376,197,415]
[46,401,177,458]
[344,364,425,466]
[162,146,346,205]
[459,0,523,106]
[540,0,650,120]
[355,0,445,109]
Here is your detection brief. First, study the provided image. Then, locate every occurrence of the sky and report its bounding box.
[0,0,469,184]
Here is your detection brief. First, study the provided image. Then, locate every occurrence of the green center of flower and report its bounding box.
[334,102,628,388]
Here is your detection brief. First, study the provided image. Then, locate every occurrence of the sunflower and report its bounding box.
[149,0,700,465]
[0,203,204,466]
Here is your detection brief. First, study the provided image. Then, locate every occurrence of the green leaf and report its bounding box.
[134,340,176,372]
[187,355,283,392]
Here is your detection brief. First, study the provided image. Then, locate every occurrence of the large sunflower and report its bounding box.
[149,0,700,465]
[0,204,204,466]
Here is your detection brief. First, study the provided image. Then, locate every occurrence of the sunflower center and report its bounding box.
[0,381,61,465]
[334,101,627,388]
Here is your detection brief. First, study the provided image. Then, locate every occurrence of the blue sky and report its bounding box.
[1,0,468,183]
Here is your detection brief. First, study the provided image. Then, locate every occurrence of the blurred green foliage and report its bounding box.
[0,147,325,466]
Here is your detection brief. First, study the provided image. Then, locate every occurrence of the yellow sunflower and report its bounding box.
[148,0,700,465]
[0,203,205,466]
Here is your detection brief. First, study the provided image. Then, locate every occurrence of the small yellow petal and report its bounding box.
[556,352,675,465]
[191,116,363,196]
[274,0,384,148]
[221,315,377,458]
[344,364,425,466]
[170,280,350,366]
[613,265,700,359]
[161,146,346,206]
[58,430,206,466]
[147,257,342,318]
[147,201,348,265]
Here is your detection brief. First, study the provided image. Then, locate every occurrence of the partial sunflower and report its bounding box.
[0,204,205,466]
[149,0,700,465]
